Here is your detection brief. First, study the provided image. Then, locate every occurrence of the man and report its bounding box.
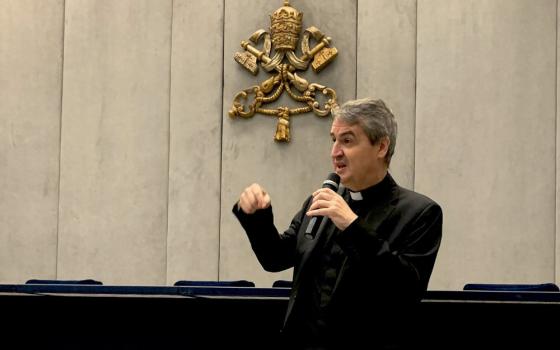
[233,98,443,349]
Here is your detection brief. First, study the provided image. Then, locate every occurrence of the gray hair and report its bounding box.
[332,97,398,165]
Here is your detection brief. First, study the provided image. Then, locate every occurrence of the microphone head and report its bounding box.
[322,173,341,191]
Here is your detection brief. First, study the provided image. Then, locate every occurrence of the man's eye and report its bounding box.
[343,138,351,144]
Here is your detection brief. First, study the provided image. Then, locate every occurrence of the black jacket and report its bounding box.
[233,173,443,349]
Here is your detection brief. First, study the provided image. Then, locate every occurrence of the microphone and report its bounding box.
[304,173,341,239]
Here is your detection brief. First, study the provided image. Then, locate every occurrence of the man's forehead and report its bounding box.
[330,120,360,134]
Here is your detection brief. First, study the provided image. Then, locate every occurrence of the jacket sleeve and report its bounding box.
[232,197,311,272]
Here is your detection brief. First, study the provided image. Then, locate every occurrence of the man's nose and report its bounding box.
[331,143,343,158]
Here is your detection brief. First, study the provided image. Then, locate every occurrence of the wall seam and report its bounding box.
[355,0,359,98]
[413,0,418,191]
[218,0,225,281]
[55,0,67,280]
[555,0,559,285]
[165,0,175,285]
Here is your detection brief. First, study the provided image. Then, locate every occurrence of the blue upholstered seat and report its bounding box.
[173,280,255,287]
[25,279,102,285]
[463,283,559,292]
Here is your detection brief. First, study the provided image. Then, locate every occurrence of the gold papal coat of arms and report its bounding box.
[228,0,339,142]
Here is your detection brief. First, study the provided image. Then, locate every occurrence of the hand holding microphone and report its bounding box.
[306,173,358,233]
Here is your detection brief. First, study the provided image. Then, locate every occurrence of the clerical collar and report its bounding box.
[347,173,392,202]
[349,191,363,201]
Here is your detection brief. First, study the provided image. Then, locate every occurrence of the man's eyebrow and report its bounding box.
[331,130,355,138]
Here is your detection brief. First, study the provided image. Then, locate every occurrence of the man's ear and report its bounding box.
[377,136,390,160]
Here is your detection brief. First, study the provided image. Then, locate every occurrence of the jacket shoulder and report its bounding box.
[396,186,441,213]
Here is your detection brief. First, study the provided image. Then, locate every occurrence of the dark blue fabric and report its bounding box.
[463,283,559,292]
[25,279,102,285]
[173,280,255,287]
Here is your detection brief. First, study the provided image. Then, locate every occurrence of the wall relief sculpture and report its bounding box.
[228,0,339,142]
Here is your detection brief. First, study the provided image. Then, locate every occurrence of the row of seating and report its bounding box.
[23,279,560,291]
[23,279,293,288]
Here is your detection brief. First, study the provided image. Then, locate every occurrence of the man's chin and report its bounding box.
[334,167,347,177]
[338,173,352,188]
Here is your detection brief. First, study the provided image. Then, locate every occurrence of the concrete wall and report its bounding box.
[220,0,356,287]
[57,0,172,285]
[416,0,557,289]
[1,0,63,282]
[0,0,558,290]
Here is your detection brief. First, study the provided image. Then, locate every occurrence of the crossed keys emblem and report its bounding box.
[228,0,339,142]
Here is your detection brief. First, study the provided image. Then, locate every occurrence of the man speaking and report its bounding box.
[233,98,443,349]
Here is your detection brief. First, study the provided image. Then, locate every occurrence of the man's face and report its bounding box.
[330,119,387,191]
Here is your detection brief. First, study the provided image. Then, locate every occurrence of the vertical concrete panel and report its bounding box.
[0,0,63,283]
[557,0,560,287]
[357,0,417,189]
[416,0,556,290]
[220,0,356,286]
[58,0,172,285]
[167,0,223,284]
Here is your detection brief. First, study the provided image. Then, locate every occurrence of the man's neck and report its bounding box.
[349,169,388,192]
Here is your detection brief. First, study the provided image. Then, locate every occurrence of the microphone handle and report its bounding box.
[304,213,331,239]
[304,217,318,238]
[304,174,341,239]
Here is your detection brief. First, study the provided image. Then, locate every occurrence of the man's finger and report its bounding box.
[261,191,271,209]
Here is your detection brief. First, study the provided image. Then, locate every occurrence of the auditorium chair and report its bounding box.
[173,280,255,287]
[272,280,293,288]
[25,279,102,285]
[463,282,559,292]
